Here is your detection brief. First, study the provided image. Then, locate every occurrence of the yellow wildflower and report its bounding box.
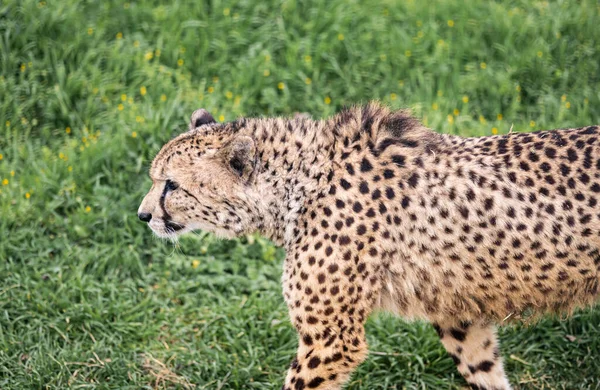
[131,131,137,138]
[565,102,571,109]
[177,59,184,66]
[516,85,521,92]
[404,50,412,57]
[265,54,271,62]
[432,103,438,110]
[135,116,144,123]
[390,93,397,101]
[263,69,270,77]
[68,166,73,172]
[338,33,344,41]
[116,32,123,40]
[10,170,14,177]
[118,104,124,111]
[530,121,536,128]
[121,94,127,102]
[144,51,153,60]
[2,179,8,185]
[160,94,167,102]
[453,109,460,116]
[305,77,312,85]
[437,90,443,97]
[492,127,498,135]
[448,20,455,27]
[5,121,10,127]
[497,114,503,121]
[133,40,139,47]
[480,62,487,69]
[447,115,454,124]
[304,55,312,63]
[0,154,2,160]
[278,82,285,90]
[208,86,214,93]
[192,259,200,269]
[25,192,30,199]
[223,8,230,16]
[85,206,91,212]
[140,86,147,96]
[324,96,332,105]
[225,91,233,99]
[212,76,219,83]
[20,64,26,72]
[479,115,486,124]
[219,115,225,122]
[462,96,469,103]
[87,27,93,35]
[537,51,543,58]
[155,49,161,57]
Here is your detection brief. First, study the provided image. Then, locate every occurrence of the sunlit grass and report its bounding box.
[1,0,599,388]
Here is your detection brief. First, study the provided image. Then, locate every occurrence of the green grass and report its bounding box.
[1,0,600,388]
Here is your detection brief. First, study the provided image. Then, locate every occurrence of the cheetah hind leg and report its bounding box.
[433,321,512,390]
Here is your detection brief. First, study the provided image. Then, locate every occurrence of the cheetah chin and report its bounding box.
[139,103,600,390]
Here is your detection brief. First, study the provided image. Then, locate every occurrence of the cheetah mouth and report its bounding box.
[165,220,185,234]
[148,219,187,238]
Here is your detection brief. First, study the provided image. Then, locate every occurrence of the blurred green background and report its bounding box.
[1,0,600,388]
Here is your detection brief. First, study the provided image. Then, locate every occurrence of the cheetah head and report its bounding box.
[138,109,264,239]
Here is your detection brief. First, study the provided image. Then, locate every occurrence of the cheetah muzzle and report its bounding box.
[138,102,600,389]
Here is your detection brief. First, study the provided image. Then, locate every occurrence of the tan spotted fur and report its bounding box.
[139,103,600,390]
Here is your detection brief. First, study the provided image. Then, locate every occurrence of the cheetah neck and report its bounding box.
[239,117,337,247]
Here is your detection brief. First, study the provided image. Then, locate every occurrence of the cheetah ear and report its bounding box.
[189,108,216,130]
[218,135,257,181]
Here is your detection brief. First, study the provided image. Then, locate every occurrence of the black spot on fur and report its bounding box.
[360,158,373,172]
[307,377,325,388]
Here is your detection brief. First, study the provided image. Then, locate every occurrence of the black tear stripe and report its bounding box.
[160,182,185,233]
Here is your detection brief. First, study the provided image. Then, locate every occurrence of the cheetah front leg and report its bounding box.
[434,321,511,390]
[280,247,375,389]
[281,323,369,390]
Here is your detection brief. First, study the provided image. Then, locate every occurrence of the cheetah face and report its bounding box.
[138,109,262,240]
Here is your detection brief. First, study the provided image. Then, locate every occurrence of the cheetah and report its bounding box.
[138,103,600,389]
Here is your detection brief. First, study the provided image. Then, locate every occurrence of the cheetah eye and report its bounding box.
[165,180,179,191]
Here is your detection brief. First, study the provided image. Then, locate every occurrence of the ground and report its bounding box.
[1,0,600,388]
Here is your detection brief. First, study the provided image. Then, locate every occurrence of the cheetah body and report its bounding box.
[139,104,600,389]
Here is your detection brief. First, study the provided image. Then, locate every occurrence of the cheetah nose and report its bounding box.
[138,212,152,222]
